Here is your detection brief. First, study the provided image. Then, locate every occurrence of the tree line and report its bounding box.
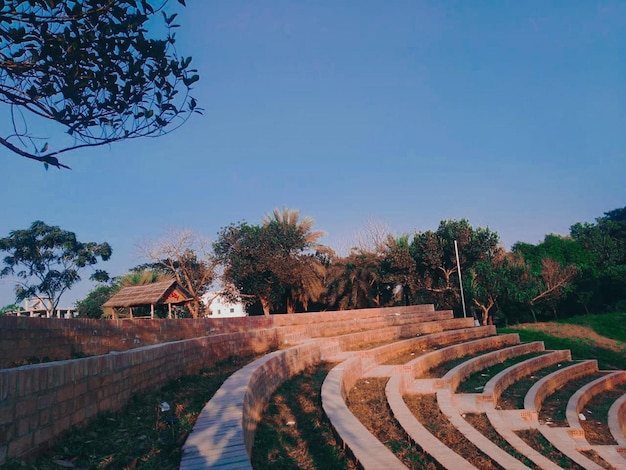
[1,206,624,324]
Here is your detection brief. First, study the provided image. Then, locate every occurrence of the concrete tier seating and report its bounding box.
[323,331,626,469]
[182,307,477,469]
[2,305,625,470]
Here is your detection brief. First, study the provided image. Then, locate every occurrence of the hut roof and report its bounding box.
[102,280,192,308]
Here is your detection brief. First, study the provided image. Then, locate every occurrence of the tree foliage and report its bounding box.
[74,283,118,318]
[410,219,500,309]
[324,248,383,310]
[67,206,626,322]
[570,206,626,310]
[0,303,23,315]
[0,220,111,314]
[464,249,529,326]
[214,209,331,315]
[0,0,199,168]
[141,230,216,318]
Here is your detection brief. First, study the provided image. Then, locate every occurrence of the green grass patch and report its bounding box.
[559,312,626,343]
[516,429,585,470]
[252,362,356,470]
[497,328,626,371]
[457,351,545,393]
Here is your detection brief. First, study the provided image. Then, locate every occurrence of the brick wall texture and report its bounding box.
[0,305,436,463]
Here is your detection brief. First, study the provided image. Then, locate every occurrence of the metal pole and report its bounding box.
[454,240,467,318]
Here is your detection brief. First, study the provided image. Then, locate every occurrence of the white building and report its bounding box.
[19,298,77,318]
[201,292,247,318]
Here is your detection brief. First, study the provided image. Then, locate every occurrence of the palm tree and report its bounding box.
[118,270,173,287]
[262,208,332,313]
[325,248,383,310]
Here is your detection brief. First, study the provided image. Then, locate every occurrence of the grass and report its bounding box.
[346,378,439,469]
[251,362,356,470]
[560,312,626,343]
[497,328,626,370]
[515,429,585,470]
[464,413,539,469]
[456,351,545,393]
[2,355,258,470]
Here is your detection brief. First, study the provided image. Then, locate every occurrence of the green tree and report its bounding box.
[262,208,330,313]
[1,0,200,169]
[0,303,24,315]
[324,248,383,310]
[380,234,417,306]
[214,222,277,315]
[75,283,119,318]
[0,221,112,315]
[513,234,591,315]
[214,209,330,315]
[570,206,626,311]
[465,250,535,326]
[410,219,499,310]
[510,238,579,322]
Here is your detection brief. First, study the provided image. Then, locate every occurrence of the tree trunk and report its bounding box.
[260,297,271,316]
[473,298,494,326]
[286,297,295,314]
[188,299,200,318]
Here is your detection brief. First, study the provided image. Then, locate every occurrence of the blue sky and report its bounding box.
[1,0,624,307]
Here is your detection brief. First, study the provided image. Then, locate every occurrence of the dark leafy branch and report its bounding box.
[0,0,199,168]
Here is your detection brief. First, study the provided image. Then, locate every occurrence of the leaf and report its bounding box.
[182,74,199,86]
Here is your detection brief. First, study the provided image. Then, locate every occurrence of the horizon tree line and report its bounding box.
[1,206,625,324]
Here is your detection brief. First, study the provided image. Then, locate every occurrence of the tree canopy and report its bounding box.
[140,230,216,318]
[67,205,626,323]
[214,209,331,315]
[0,220,111,314]
[0,0,199,169]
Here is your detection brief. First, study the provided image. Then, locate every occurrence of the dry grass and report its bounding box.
[538,372,606,426]
[579,449,618,470]
[403,394,504,470]
[497,361,575,409]
[346,378,440,469]
[580,384,626,445]
[464,413,540,469]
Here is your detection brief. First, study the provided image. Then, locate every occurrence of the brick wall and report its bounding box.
[0,305,447,463]
[0,328,279,463]
[0,315,273,368]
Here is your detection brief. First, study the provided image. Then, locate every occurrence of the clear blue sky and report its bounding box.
[1,0,624,307]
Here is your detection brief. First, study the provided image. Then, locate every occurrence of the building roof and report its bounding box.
[102,280,193,308]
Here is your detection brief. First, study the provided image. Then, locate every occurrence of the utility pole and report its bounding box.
[454,240,467,318]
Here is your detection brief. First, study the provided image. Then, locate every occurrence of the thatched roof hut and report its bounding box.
[102,279,192,319]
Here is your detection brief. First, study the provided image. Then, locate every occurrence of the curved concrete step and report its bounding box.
[387,373,528,469]
[608,392,626,447]
[181,340,331,469]
[566,370,626,436]
[524,360,599,417]
[321,356,408,470]
[480,350,572,407]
